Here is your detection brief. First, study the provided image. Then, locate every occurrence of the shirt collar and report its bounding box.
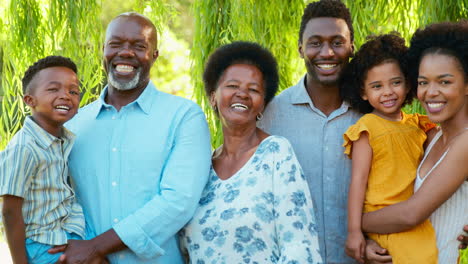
[92,81,158,119]
[290,74,351,116]
[290,75,312,105]
[23,116,75,149]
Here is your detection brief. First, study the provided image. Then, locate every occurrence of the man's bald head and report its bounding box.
[106,12,158,49]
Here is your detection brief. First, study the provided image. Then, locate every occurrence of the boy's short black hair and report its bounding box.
[407,20,468,94]
[299,0,354,43]
[203,41,279,107]
[340,33,411,114]
[22,55,78,94]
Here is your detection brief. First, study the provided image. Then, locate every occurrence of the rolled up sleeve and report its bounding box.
[113,107,211,259]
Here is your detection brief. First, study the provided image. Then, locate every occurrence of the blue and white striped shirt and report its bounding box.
[0,116,85,245]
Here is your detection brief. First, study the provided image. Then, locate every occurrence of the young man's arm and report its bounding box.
[2,195,27,264]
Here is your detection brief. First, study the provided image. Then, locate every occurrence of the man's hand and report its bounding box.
[459,225,468,249]
[345,231,367,263]
[365,239,392,264]
[54,239,105,264]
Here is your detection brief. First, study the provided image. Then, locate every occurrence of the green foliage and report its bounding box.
[0,0,103,149]
[0,0,467,259]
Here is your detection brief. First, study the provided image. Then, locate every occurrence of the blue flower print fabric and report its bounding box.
[180,136,322,264]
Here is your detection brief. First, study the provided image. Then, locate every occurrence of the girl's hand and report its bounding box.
[345,231,367,263]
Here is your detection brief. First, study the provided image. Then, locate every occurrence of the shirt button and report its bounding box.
[112,116,116,120]
[112,181,117,187]
[112,147,117,152]
[119,254,124,259]
[113,218,119,223]
[324,146,329,151]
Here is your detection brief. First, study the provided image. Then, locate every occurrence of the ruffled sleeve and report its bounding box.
[343,118,370,159]
[415,113,437,132]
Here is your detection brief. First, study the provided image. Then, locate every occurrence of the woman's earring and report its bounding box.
[256,112,263,121]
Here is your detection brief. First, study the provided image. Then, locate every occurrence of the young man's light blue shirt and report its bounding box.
[258,76,361,264]
[66,81,211,263]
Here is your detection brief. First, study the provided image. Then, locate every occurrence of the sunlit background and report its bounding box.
[0,0,466,262]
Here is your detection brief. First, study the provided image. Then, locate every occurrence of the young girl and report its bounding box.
[361,21,468,264]
[340,33,438,264]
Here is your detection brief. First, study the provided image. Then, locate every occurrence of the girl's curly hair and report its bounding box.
[339,33,411,114]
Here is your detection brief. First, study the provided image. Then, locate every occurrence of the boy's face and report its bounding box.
[24,66,80,129]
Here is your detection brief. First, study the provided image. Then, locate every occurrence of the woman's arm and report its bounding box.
[362,134,468,233]
[2,195,27,264]
[345,132,372,263]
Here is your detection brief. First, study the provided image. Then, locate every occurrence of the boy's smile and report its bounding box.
[23,66,80,137]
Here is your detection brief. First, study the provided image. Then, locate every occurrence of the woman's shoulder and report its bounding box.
[450,129,468,154]
[257,135,293,154]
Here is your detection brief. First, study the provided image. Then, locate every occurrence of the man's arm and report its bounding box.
[54,229,123,263]
[2,195,28,264]
[113,107,211,258]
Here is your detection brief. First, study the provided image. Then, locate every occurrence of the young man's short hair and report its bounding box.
[298,0,354,43]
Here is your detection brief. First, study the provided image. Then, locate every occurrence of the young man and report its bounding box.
[50,12,211,263]
[0,56,85,263]
[258,1,361,263]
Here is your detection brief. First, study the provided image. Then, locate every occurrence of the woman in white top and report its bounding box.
[361,21,468,264]
[180,41,322,264]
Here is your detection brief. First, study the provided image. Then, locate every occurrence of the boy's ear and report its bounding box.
[23,94,36,108]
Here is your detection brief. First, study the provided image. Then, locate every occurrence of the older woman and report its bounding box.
[180,41,322,264]
[362,21,468,264]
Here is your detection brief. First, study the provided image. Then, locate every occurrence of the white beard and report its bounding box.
[108,69,141,91]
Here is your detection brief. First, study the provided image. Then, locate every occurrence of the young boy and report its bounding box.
[0,56,85,263]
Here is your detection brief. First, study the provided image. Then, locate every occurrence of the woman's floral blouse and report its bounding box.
[180,136,322,264]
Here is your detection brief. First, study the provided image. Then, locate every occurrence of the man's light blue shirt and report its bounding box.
[258,76,361,264]
[66,81,211,263]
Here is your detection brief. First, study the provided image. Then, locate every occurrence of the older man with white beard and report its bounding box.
[49,12,212,264]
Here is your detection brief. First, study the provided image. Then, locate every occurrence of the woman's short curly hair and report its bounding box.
[340,33,411,114]
[203,41,279,106]
[407,20,468,96]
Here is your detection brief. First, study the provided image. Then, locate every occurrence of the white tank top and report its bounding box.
[415,129,468,264]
